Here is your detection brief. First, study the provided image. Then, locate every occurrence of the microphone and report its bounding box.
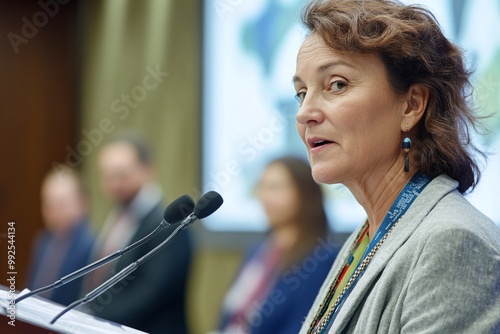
[195,190,224,218]
[15,194,195,304]
[50,191,223,324]
[179,190,225,229]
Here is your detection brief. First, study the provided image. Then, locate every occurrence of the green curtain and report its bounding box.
[77,2,243,333]
[79,0,201,224]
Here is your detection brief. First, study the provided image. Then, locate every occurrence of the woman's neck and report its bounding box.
[345,163,418,240]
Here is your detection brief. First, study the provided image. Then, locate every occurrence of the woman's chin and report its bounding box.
[311,166,340,185]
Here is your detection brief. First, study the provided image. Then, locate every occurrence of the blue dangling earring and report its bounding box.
[402,125,412,172]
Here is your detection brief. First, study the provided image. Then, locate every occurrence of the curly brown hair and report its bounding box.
[300,0,485,193]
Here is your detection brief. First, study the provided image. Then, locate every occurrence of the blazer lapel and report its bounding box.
[329,174,458,333]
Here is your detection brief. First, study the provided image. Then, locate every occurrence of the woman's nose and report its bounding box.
[296,93,325,126]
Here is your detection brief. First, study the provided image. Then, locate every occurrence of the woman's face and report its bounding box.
[258,163,301,228]
[294,34,406,185]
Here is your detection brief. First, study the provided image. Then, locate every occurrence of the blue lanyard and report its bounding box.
[322,172,431,332]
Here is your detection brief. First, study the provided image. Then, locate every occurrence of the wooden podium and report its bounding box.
[0,285,146,333]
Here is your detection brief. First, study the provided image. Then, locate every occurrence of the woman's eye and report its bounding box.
[329,80,347,92]
[295,92,306,105]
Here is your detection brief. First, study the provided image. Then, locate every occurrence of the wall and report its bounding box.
[0,0,79,289]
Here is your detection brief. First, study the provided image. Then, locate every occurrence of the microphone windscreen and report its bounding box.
[163,194,195,223]
[194,191,224,219]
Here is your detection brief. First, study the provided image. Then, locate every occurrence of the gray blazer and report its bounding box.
[300,174,500,333]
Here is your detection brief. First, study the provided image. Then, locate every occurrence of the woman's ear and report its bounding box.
[401,83,429,131]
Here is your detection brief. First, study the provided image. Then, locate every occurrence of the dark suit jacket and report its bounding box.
[27,218,95,306]
[88,201,192,334]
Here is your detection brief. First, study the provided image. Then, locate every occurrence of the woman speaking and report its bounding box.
[293,0,500,333]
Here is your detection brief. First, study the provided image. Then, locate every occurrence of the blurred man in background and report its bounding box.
[84,134,192,334]
[27,166,95,306]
